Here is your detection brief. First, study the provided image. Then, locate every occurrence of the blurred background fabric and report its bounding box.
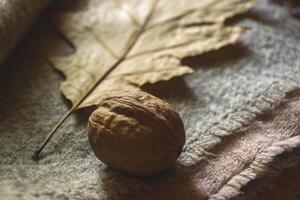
[0,0,48,65]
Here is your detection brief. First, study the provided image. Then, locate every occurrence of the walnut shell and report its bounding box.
[87,90,186,176]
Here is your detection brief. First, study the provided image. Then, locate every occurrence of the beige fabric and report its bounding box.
[0,0,48,64]
[0,1,300,199]
[99,85,300,200]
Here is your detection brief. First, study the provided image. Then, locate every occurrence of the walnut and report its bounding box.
[87,90,186,176]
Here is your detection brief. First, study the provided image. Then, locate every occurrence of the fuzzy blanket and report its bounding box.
[0,0,300,199]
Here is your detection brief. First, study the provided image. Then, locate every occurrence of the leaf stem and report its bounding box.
[32,58,123,159]
[32,107,75,160]
[32,0,158,159]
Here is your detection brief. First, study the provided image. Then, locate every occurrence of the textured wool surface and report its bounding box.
[0,0,48,65]
[1,0,300,199]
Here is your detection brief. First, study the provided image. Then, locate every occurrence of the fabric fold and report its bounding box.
[0,0,49,65]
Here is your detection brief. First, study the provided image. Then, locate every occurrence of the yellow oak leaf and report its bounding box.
[51,0,256,109]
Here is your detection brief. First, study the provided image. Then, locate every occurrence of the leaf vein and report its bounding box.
[85,26,120,59]
[115,0,141,27]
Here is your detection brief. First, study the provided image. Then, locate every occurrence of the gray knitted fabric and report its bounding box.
[0,0,300,199]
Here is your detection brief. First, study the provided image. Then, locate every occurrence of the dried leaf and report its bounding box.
[51,0,256,109]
